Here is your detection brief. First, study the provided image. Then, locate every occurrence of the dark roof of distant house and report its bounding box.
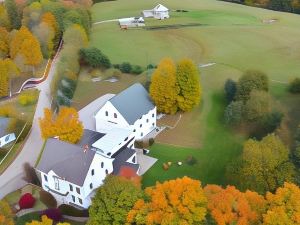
[112,147,139,175]
[36,129,105,186]
[109,83,155,125]
[0,117,10,137]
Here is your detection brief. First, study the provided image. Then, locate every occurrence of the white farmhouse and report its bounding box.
[36,129,138,209]
[119,17,145,28]
[95,83,156,140]
[0,117,16,148]
[142,4,170,20]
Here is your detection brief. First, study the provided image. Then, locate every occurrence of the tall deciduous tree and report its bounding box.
[176,59,201,112]
[0,27,9,57]
[0,59,19,97]
[127,176,207,225]
[88,175,143,225]
[204,185,266,225]
[0,5,11,30]
[26,215,70,225]
[238,134,295,194]
[0,200,14,225]
[4,0,21,29]
[39,107,83,143]
[150,58,179,114]
[10,26,43,72]
[263,182,300,225]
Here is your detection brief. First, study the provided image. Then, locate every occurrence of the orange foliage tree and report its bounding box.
[263,182,300,225]
[204,185,266,225]
[39,107,83,143]
[127,176,207,225]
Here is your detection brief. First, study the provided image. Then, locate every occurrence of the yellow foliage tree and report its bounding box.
[127,176,207,225]
[263,182,300,225]
[0,27,9,57]
[149,58,179,114]
[10,26,43,70]
[0,200,14,225]
[204,185,266,225]
[0,59,19,97]
[176,58,201,112]
[39,107,83,143]
[25,215,71,225]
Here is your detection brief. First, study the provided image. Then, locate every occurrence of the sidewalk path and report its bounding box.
[0,45,62,200]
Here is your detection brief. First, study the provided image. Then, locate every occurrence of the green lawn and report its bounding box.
[88,0,300,186]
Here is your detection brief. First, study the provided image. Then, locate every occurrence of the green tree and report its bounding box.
[79,47,111,68]
[87,175,143,225]
[288,77,300,93]
[237,134,295,194]
[176,59,201,112]
[224,100,244,125]
[224,79,237,103]
[235,70,269,102]
[150,58,179,114]
[120,62,132,73]
[4,0,21,29]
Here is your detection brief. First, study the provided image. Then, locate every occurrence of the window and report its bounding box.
[133,129,136,132]
[105,169,108,175]
[152,123,155,127]
[72,195,75,202]
[141,132,143,137]
[152,113,154,118]
[114,113,117,118]
[105,111,108,116]
[140,124,142,128]
[146,119,149,123]
[124,137,128,142]
[76,187,80,194]
[5,135,9,142]
[78,198,82,205]
[90,183,93,189]
[69,184,73,192]
[54,177,59,190]
[91,169,94,176]
[101,162,104,168]
[44,175,48,182]
[132,156,136,163]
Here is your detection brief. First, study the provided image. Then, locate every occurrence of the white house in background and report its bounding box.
[36,129,138,209]
[142,4,170,20]
[119,17,145,28]
[95,83,157,140]
[0,117,16,148]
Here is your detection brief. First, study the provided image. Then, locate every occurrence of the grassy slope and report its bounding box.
[89,0,300,186]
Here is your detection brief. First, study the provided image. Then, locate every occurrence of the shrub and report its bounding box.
[120,62,132,73]
[186,155,197,165]
[260,111,283,133]
[113,64,120,69]
[41,208,62,222]
[224,79,237,103]
[40,191,57,208]
[19,193,36,209]
[149,138,155,146]
[289,77,300,93]
[79,47,111,68]
[147,64,156,69]
[224,101,244,125]
[58,204,88,217]
[131,65,143,75]
[18,90,38,106]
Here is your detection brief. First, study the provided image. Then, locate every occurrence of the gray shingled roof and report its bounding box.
[36,129,105,186]
[112,147,139,175]
[0,117,10,137]
[109,83,155,125]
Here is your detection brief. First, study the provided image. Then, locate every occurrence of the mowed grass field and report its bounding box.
[83,0,300,186]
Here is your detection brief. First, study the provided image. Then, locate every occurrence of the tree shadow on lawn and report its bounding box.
[142,91,245,187]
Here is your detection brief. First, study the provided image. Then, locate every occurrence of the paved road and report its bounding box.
[0,50,61,199]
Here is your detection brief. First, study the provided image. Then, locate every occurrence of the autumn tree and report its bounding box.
[0,5,11,30]
[4,0,21,29]
[10,26,43,73]
[232,134,295,194]
[0,200,14,225]
[41,12,59,51]
[150,58,179,114]
[235,70,269,102]
[88,175,143,225]
[263,182,300,225]
[127,176,207,225]
[0,27,9,57]
[39,107,83,143]
[0,59,19,97]
[176,59,201,112]
[25,215,70,225]
[204,185,266,225]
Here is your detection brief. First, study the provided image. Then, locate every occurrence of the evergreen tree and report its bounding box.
[176,58,201,112]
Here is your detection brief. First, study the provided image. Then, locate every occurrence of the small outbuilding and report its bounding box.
[0,117,16,148]
[119,17,145,29]
[142,4,170,20]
